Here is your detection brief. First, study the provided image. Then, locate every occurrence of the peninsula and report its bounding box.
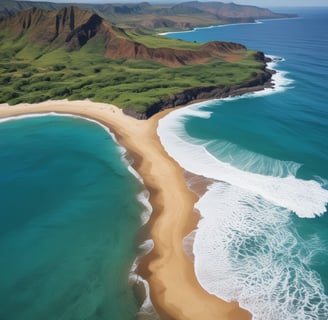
[0,2,295,319]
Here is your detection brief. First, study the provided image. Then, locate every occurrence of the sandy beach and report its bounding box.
[0,100,251,320]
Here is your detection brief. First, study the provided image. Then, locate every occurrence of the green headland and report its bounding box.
[0,4,279,118]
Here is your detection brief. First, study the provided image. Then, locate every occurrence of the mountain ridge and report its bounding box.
[2,7,100,47]
[0,1,297,31]
[1,6,248,67]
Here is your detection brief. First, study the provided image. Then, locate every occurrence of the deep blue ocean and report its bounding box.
[0,115,145,319]
[161,7,328,320]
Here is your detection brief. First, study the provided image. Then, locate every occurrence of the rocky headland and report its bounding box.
[124,63,274,119]
[1,6,278,119]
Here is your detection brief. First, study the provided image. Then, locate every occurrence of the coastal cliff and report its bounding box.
[124,65,274,119]
[0,6,276,119]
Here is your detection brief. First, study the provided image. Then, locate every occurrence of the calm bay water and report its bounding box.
[162,7,328,319]
[0,115,144,320]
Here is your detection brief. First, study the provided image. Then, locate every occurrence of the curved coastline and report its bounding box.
[159,16,299,37]
[0,99,251,319]
[123,61,274,119]
[0,111,156,317]
[156,54,328,318]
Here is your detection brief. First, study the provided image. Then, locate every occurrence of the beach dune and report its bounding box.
[0,100,251,320]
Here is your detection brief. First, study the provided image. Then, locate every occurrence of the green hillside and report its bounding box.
[0,6,271,118]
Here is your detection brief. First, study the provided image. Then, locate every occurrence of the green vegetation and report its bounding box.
[0,29,266,114]
[121,28,201,49]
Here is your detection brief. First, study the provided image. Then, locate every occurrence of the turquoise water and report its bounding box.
[162,7,328,319]
[0,115,144,320]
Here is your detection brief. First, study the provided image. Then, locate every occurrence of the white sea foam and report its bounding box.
[194,183,328,320]
[158,107,328,217]
[244,56,295,97]
[130,239,159,320]
[205,139,301,177]
[180,107,212,119]
[0,112,63,123]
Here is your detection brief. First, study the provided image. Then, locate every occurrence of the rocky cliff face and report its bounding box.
[1,6,104,50]
[105,37,246,67]
[124,63,275,119]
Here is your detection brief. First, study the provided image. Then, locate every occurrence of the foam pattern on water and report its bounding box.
[205,139,301,177]
[194,183,328,320]
[157,62,328,318]
[158,106,328,218]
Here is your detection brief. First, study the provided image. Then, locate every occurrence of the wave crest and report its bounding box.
[158,107,328,217]
[194,183,328,320]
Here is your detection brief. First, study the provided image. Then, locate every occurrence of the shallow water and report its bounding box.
[0,115,145,320]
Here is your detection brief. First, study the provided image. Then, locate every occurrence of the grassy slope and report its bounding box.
[0,29,265,113]
[120,28,201,50]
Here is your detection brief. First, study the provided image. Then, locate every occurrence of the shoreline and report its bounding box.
[159,16,299,37]
[123,68,274,119]
[0,100,251,319]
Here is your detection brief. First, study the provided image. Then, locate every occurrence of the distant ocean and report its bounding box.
[161,7,328,319]
[0,114,148,319]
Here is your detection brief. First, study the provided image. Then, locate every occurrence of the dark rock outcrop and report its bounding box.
[65,13,103,49]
